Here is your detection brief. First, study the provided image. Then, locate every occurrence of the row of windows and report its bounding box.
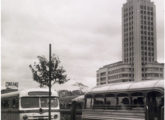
[124,11,134,17]
[141,41,154,49]
[124,47,134,51]
[124,45,133,49]
[141,31,154,36]
[124,22,134,27]
[124,34,134,38]
[141,46,154,51]
[100,72,106,76]
[143,73,163,78]
[141,10,153,15]
[141,21,153,25]
[141,26,154,31]
[99,68,134,77]
[124,52,134,57]
[124,47,133,51]
[124,57,134,62]
[124,37,134,41]
[142,51,154,56]
[85,91,162,110]
[124,38,134,42]
[124,23,154,35]
[108,74,134,80]
[142,62,154,65]
[142,44,151,49]
[142,67,164,72]
[141,15,153,21]
[124,42,134,46]
[140,5,153,11]
[124,33,134,37]
[100,82,106,85]
[108,68,133,75]
[141,57,154,62]
[124,30,134,34]
[124,56,134,60]
[141,41,154,46]
[123,16,134,22]
[124,26,134,32]
[141,36,154,41]
[100,77,106,81]
[124,6,133,12]
[141,56,154,59]
[108,79,132,84]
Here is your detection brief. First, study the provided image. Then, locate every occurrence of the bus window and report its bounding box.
[86,98,92,109]
[41,97,58,108]
[131,92,144,108]
[105,94,116,109]
[118,93,129,105]
[94,94,104,109]
[2,99,9,109]
[51,98,58,107]
[12,98,19,108]
[21,97,39,108]
[117,93,129,109]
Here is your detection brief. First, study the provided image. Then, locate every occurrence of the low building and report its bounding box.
[97,61,164,86]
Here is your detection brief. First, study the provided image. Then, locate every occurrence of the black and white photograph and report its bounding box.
[1,0,164,120]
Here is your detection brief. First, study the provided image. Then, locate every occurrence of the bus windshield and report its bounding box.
[40,97,58,108]
[21,97,39,108]
[21,97,58,108]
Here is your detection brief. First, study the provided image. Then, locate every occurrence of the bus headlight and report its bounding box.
[23,115,28,120]
[54,114,58,119]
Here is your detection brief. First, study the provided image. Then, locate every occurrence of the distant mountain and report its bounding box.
[53,80,89,92]
[72,82,89,92]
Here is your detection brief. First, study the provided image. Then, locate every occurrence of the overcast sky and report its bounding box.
[1,0,164,90]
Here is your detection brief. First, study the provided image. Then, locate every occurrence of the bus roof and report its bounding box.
[1,88,58,98]
[88,80,164,94]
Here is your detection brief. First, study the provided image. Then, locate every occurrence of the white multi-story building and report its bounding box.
[97,0,164,86]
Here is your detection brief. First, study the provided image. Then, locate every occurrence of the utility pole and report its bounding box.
[49,44,52,120]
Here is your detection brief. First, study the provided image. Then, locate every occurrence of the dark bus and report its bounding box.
[82,80,164,120]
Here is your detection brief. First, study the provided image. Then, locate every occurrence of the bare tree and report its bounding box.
[29,54,68,88]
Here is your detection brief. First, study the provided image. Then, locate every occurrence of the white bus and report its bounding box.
[1,88,60,120]
[82,80,164,120]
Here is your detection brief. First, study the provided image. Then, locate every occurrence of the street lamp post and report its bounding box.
[49,44,52,120]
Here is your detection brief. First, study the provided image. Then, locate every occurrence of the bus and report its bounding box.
[1,88,60,120]
[82,80,164,120]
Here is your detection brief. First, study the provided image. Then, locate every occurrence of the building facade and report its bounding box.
[97,0,164,86]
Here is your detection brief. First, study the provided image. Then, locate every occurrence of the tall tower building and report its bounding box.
[122,0,157,81]
[96,0,164,86]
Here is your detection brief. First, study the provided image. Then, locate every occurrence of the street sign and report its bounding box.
[5,82,18,89]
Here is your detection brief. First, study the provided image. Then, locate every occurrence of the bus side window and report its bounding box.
[105,94,116,109]
[86,98,92,109]
[131,92,144,109]
[2,99,9,109]
[94,95,104,106]
[117,93,129,109]
[1,100,5,108]
[12,98,19,108]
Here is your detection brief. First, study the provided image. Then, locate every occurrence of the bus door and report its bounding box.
[147,91,163,120]
[85,95,93,109]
